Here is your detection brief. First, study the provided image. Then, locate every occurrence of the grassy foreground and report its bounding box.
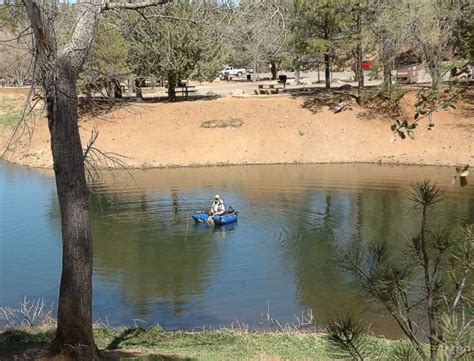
[0,326,408,360]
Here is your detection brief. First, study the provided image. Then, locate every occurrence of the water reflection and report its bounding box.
[89,190,222,318]
[1,162,473,336]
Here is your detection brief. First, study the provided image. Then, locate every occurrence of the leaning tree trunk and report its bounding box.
[22,0,171,358]
[47,61,98,358]
[22,0,101,357]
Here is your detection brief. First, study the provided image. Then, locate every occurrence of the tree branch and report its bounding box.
[102,0,171,11]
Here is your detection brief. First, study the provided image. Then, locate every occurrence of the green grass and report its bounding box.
[0,326,407,360]
[201,118,243,128]
[0,96,24,127]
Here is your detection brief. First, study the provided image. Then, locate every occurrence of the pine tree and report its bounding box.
[289,0,348,89]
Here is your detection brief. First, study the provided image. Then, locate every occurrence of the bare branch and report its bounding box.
[102,0,171,11]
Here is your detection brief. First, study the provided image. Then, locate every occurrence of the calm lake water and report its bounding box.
[1,162,473,338]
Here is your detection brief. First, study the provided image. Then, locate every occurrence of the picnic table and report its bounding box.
[176,81,197,97]
[255,83,285,95]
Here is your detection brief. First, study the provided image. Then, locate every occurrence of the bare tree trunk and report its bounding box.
[106,79,115,99]
[324,53,330,89]
[383,61,392,91]
[270,61,277,80]
[355,11,364,102]
[419,208,440,361]
[295,68,300,84]
[114,80,123,98]
[21,0,171,357]
[168,73,177,102]
[47,62,98,359]
[253,58,258,82]
[428,60,440,92]
[134,78,143,101]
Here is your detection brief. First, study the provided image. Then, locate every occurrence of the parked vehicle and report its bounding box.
[218,66,246,79]
[351,60,374,71]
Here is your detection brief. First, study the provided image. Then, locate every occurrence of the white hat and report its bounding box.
[214,194,220,199]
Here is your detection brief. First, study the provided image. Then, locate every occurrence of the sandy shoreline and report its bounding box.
[1,94,472,169]
[0,158,465,170]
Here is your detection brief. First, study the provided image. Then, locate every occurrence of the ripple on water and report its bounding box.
[2,162,473,337]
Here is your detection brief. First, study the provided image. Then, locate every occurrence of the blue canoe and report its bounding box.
[192,212,210,223]
[212,213,238,225]
[192,211,238,225]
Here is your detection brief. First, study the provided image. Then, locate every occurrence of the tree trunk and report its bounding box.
[419,207,439,361]
[47,61,98,359]
[113,79,123,99]
[428,61,440,92]
[253,58,258,82]
[270,61,277,80]
[134,78,143,101]
[168,73,177,102]
[21,0,169,358]
[106,79,115,99]
[324,53,330,89]
[355,11,364,102]
[383,61,392,92]
[295,68,300,84]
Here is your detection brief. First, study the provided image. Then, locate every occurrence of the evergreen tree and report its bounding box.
[81,20,130,99]
[289,0,348,89]
[123,1,224,101]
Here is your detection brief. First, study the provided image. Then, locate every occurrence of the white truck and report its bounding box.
[218,66,246,80]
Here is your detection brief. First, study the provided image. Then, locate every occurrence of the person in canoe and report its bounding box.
[210,194,225,216]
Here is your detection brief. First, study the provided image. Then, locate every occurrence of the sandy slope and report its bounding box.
[0,93,473,169]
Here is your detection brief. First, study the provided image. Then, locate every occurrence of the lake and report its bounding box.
[1,162,473,338]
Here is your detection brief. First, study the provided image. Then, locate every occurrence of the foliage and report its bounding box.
[0,96,23,127]
[383,1,468,90]
[0,3,21,30]
[0,4,32,85]
[224,0,289,80]
[390,85,469,141]
[325,316,368,360]
[288,0,349,87]
[80,19,130,98]
[338,180,473,360]
[123,1,225,100]
[438,313,473,359]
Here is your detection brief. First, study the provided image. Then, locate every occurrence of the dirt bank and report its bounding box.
[0,92,472,169]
